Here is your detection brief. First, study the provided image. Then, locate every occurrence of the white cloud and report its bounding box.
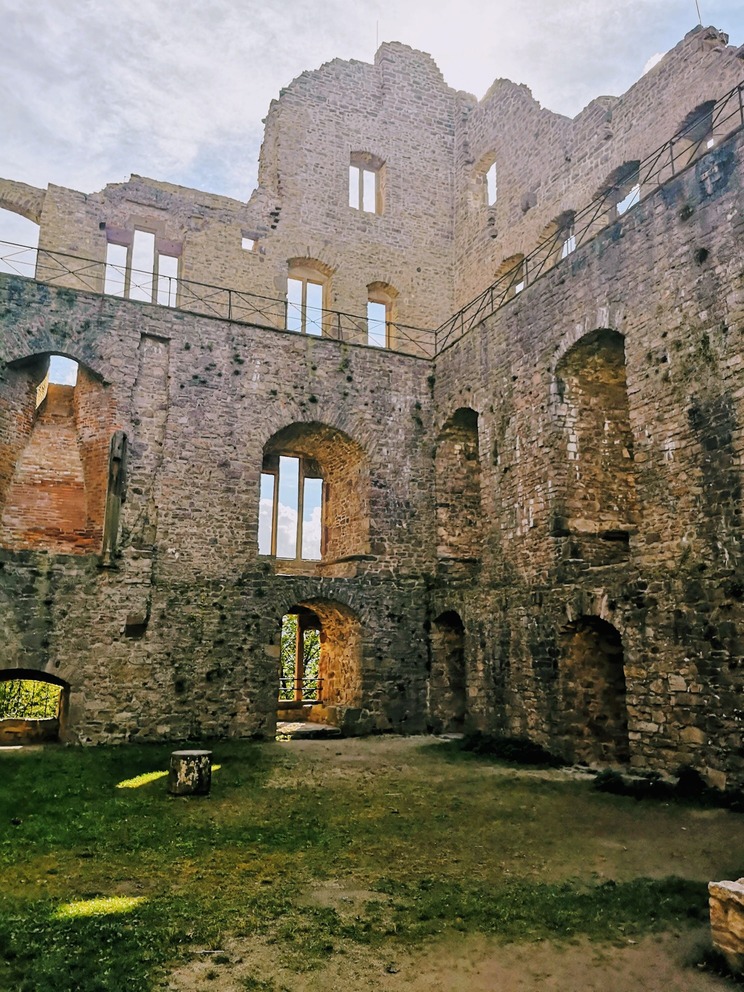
[0,1,742,201]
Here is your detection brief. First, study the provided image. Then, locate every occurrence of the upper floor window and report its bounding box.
[104,228,180,307]
[366,281,398,349]
[349,152,385,214]
[259,453,323,560]
[485,162,498,206]
[286,258,332,336]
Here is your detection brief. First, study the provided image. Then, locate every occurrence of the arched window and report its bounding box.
[596,161,641,221]
[366,281,398,348]
[258,422,369,573]
[537,210,576,269]
[494,254,526,299]
[286,258,332,336]
[673,99,717,170]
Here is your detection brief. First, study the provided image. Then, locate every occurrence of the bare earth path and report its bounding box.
[162,736,742,992]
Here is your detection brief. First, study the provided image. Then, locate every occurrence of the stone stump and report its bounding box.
[709,877,744,973]
[168,749,213,796]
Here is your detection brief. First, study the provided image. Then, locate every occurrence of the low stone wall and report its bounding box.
[709,878,744,973]
[0,717,59,745]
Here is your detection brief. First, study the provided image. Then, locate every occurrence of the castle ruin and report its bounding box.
[0,25,743,791]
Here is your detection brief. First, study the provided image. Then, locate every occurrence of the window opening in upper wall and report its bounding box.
[259,453,323,561]
[561,231,576,259]
[287,277,324,336]
[0,208,39,278]
[286,260,330,336]
[367,300,387,348]
[104,229,179,307]
[616,183,640,216]
[366,281,398,349]
[349,152,384,214]
[486,162,498,206]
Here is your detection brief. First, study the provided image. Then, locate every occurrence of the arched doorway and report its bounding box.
[429,611,467,733]
[275,599,363,732]
[557,617,629,764]
[0,670,69,744]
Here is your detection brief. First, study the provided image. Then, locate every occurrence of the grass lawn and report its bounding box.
[0,736,742,991]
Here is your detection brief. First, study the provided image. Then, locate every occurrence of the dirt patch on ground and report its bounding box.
[159,736,742,992]
[164,928,730,992]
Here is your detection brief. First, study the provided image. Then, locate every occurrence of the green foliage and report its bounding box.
[278,615,320,701]
[0,680,61,720]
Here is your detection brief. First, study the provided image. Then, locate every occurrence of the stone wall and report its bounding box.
[434,127,744,791]
[0,28,742,791]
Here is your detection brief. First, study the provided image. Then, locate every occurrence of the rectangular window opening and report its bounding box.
[104,243,128,297]
[305,281,324,336]
[258,472,275,555]
[367,300,387,348]
[301,476,323,560]
[276,456,299,559]
[129,230,156,302]
[156,253,178,307]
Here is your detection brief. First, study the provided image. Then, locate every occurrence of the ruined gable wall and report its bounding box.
[434,127,744,790]
[454,25,744,308]
[0,281,436,742]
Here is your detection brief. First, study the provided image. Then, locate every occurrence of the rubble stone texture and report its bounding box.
[709,878,744,972]
[0,25,742,791]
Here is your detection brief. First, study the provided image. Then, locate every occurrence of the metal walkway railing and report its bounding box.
[435,80,744,352]
[0,242,436,359]
[2,80,742,360]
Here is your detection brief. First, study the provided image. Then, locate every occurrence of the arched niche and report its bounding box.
[552,329,637,565]
[429,610,467,733]
[434,408,481,563]
[556,617,629,765]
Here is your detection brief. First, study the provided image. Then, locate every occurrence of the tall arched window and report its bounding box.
[366,281,398,348]
[258,422,369,574]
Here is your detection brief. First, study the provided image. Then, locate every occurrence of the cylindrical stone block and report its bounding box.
[168,749,213,796]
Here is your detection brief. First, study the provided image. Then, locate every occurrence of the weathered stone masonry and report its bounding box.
[0,27,742,791]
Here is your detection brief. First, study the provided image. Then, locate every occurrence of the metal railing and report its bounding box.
[435,80,744,352]
[278,677,323,703]
[2,81,742,361]
[0,242,435,359]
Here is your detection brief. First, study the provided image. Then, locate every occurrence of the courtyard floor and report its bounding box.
[1,735,742,991]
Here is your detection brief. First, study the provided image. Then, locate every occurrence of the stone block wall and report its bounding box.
[0,28,742,790]
[434,127,744,790]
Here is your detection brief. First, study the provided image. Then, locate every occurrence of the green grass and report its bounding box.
[0,738,739,991]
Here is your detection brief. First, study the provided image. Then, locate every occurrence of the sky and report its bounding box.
[1,0,743,216]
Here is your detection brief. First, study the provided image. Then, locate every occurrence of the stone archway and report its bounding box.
[275,598,364,732]
[557,616,629,764]
[429,610,467,733]
[0,669,69,744]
